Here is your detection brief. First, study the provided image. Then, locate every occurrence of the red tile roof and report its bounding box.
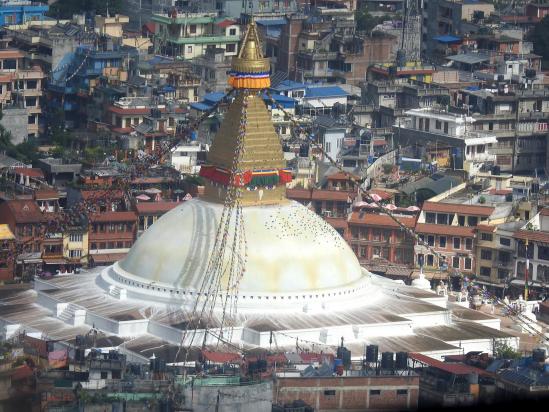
[422,202,494,216]
[1,200,45,223]
[90,253,127,263]
[327,171,359,181]
[216,19,237,28]
[311,190,356,202]
[14,168,44,179]
[415,223,475,237]
[324,217,348,230]
[488,189,512,195]
[135,201,181,214]
[349,212,416,228]
[81,190,124,201]
[476,224,496,232]
[202,350,240,363]
[513,230,549,244]
[34,189,60,200]
[286,188,313,200]
[409,352,490,376]
[368,189,393,200]
[90,211,137,222]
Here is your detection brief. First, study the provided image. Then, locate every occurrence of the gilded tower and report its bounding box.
[199,21,292,206]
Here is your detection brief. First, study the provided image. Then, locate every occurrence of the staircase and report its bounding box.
[109,285,127,300]
[57,304,78,324]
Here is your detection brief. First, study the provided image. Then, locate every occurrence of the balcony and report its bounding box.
[166,34,240,45]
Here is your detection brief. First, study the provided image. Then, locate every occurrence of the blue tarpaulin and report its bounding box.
[433,35,461,43]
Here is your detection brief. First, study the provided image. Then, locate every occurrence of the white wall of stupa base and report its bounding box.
[0,269,516,363]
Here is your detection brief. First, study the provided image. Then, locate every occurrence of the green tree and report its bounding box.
[529,15,549,64]
[494,341,521,359]
[48,0,122,20]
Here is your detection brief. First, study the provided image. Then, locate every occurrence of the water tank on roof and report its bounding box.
[381,352,394,370]
[366,345,379,362]
[395,352,408,369]
[532,348,546,362]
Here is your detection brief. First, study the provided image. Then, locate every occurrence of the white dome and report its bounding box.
[116,199,365,296]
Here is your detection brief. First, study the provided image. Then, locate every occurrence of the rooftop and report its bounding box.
[422,201,495,216]
[1,199,44,223]
[0,224,15,241]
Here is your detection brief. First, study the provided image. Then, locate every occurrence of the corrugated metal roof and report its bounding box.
[305,86,349,98]
[410,352,491,376]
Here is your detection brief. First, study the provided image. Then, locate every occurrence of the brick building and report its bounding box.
[88,211,137,267]
[0,224,15,281]
[274,375,419,411]
[0,199,45,278]
[135,201,181,237]
[414,202,495,278]
[347,208,417,268]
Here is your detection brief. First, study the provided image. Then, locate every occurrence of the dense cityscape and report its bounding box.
[0,0,548,411]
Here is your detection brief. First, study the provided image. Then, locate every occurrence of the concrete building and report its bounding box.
[394,107,497,175]
[458,86,549,173]
[0,0,48,26]
[0,48,45,141]
[94,14,130,38]
[152,12,240,60]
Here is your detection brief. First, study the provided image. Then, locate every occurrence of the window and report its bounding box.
[444,122,449,133]
[439,236,447,248]
[481,249,492,260]
[69,233,83,242]
[499,237,511,246]
[465,238,472,250]
[436,214,449,225]
[187,45,193,54]
[435,120,442,129]
[427,254,434,266]
[372,229,381,241]
[481,233,493,241]
[69,249,82,258]
[480,266,491,277]
[539,246,549,261]
[26,80,37,89]
[458,216,465,226]
[464,257,472,270]
[453,237,461,249]
[370,390,381,396]
[452,256,460,268]
[467,216,478,226]
[498,269,508,279]
[425,212,436,224]
[2,59,16,70]
[229,28,237,36]
[325,142,331,153]
[226,43,236,53]
[324,390,336,396]
[427,235,435,246]
[189,24,196,34]
[397,389,408,396]
[100,371,108,379]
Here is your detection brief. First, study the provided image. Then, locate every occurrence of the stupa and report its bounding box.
[0,22,519,361]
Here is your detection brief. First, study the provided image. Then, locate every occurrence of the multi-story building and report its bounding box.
[347,206,417,269]
[415,201,496,282]
[135,201,181,237]
[107,96,187,150]
[0,199,44,278]
[512,208,549,296]
[0,1,48,26]
[394,107,497,176]
[0,48,45,142]
[152,12,240,60]
[88,211,137,267]
[423,0,495,58]
[0,224,16,281]
[458,86,549,173]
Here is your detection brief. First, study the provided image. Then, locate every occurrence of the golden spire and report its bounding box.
[228,21,271,89]
[199,21,290,206]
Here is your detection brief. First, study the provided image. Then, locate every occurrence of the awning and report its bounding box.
[16,252,43,264]
[446,53,490,65]
[464,136,498,146]
[433,35,461,43]
[89,253,127,263]
[472,279,506,288]
[43,259,67,265]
